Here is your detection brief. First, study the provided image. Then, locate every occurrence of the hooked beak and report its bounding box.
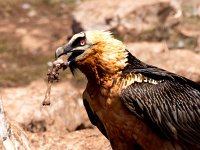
[55,45,73,59]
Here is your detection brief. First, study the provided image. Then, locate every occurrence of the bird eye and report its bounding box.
[79,39,86,46]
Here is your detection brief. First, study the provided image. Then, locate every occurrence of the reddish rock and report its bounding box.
[0,79,90,133]
[28,129,111,150]
[72,0,181,41]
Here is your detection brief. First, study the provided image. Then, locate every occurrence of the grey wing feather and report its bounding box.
[120,78,200,146]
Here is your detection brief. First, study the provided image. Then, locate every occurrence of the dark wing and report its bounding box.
[83,99,108,138]
[120,54,200,146]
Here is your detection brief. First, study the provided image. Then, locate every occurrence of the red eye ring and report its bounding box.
[80,40,86,46]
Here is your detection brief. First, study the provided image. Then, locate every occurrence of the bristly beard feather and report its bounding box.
[68,50,84,75]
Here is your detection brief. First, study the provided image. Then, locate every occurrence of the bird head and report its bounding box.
[55,31,128,81]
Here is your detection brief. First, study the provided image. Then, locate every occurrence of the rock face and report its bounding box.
[0,100,31,150]
[0,79,90,133]
[72,0,181,41]
[28,129,111,150]
[64,129,111,150]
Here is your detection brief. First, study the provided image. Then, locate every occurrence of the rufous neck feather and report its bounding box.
[77,31,128,82]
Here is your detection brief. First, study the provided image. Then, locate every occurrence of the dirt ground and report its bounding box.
[0,0,200,149]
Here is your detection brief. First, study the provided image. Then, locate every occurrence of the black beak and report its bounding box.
[55,45,73,59]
